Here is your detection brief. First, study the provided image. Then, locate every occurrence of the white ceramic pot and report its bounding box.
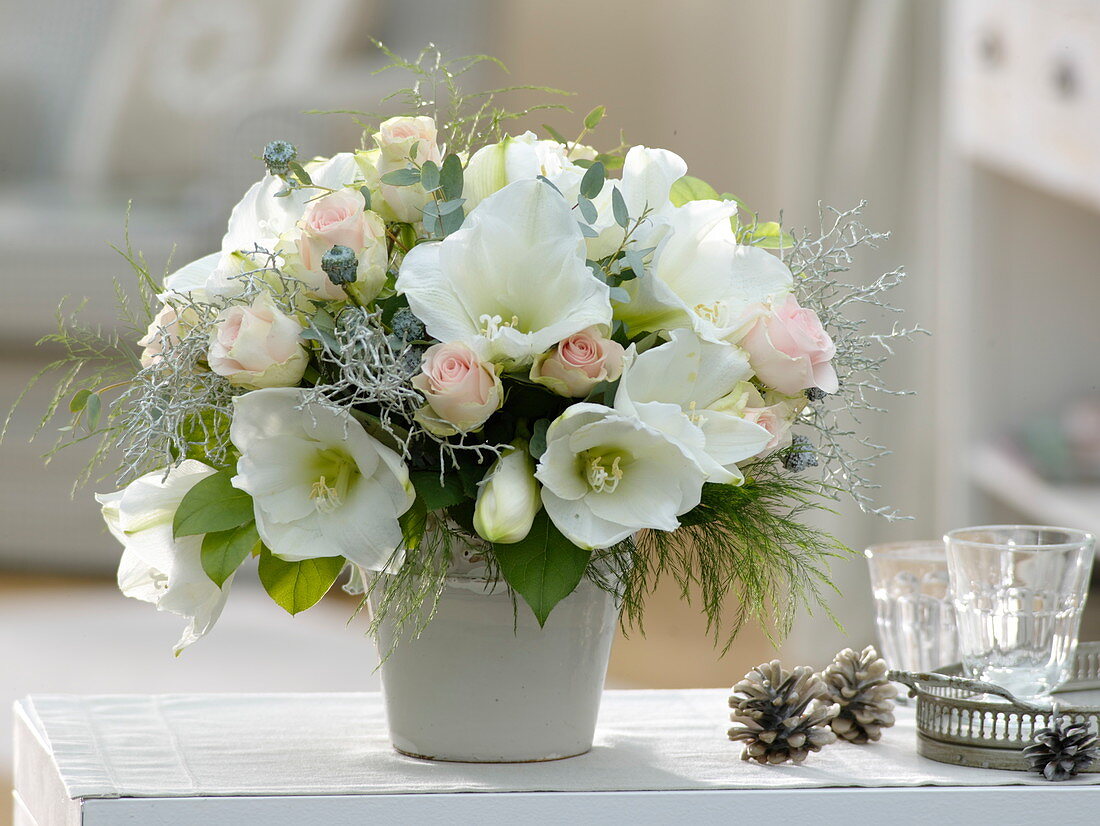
[370,574,619,762]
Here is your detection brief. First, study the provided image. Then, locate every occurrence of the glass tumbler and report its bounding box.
[945,525,1095,699]
[865,541,959,674]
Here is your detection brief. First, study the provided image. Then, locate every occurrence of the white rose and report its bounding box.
[282,189,389,302]
[208,293,308,389]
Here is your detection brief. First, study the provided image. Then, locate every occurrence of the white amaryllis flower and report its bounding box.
[95,460,228,655]
[535,403,707,549]
[614,200,793,343]
[615,329,773,484]
[230,389,415,571]
[396,179,612,367]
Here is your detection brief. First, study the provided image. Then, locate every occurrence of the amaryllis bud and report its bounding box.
[262,140,297,176]
[473,440,540,545]
[321,245,358,286]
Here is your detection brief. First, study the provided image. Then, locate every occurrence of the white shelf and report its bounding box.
[969,443,1100,540]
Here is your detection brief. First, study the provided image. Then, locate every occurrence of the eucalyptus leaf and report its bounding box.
[577,194,597,224]
[440,205,465,237]
[611,187,629,228]
[201,521,259,587]
[173,470,255,538]
[258,550,346,615]
[420,160,441,192]
[579,161,606,200]
[578,222,599,238]
[493,510,591,626]
[381,167,421,187]
[85,393,102,431]
[408,140,420,162]
[359,185,372,210]
[440,154,463,200]
[536,175,563,196]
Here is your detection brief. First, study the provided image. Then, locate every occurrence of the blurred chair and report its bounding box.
[0,0,488,571]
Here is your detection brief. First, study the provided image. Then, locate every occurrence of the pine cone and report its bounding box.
[729,660,839,765]
[1023,718,1100,781]
[819,645,898,744]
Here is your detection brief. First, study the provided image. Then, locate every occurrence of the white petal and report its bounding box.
[163,252,219,295]
[541,488,635,549]
[620,146,688,217]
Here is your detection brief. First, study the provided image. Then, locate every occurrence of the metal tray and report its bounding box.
[891,642,1100,772]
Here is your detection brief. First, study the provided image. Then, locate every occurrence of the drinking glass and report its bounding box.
[866,541,959,677]
[945,525,1095,699]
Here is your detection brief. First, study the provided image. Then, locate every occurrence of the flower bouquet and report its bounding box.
[10,47,919,762]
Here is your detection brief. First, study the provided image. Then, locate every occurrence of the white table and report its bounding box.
[13,690,1100,825]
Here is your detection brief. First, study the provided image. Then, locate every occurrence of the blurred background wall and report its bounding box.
[2,1,1099,807]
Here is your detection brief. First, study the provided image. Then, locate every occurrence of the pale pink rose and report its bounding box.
[412,342,502,434]
[743,403,795,453]
[138,304,183,368]
[296,189,387,301]
[208,294,308,390]
[530,327,625,397]
[374,116,443,165]
[741,295,838,395]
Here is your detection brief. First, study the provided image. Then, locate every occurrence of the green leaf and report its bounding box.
[69,389,91,413]
[381,167,421,186]
[410,470,467,511]
[578,222,599,238]
[289,162,312,186]
[528,419,551,460]
[577,194,597,224]
[359,185,372,210]
[408,140,420,162]
[579,161,606,200]
[611,187,629,228]
[173,470,255,538]
[583,105,606,130]
[669,175,720,207]
[420,160,441,192]
[301,309,339,351]
[400,497,428,550]
[85,393,102,431]
[595,152,624,171]
[741,221,795,249]
[201,521,259,587]
[494,511,591,626]
[542,123,569,145]
[720,191,748,209]
[258,550,346,615]
[440,154,464,201]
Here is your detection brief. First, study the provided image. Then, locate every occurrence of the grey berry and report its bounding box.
[321,245,358,286]
[262,140,297,176]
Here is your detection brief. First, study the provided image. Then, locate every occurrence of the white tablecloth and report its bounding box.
[22,689,1099,800]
